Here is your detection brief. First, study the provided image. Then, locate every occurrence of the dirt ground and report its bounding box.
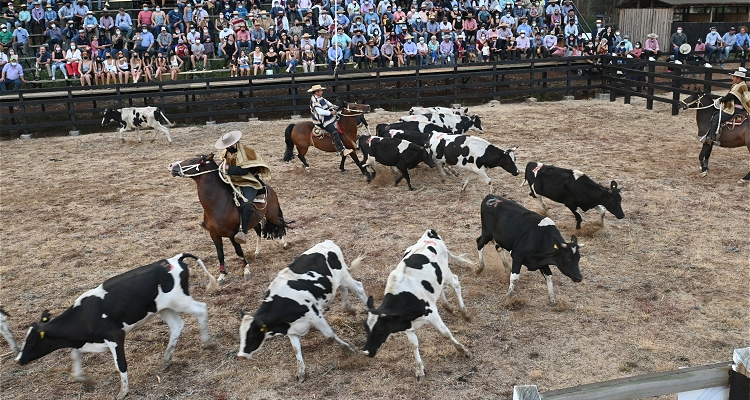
[0,97,748,400]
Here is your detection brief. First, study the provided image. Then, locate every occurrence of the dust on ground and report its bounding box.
[1,97,748,399]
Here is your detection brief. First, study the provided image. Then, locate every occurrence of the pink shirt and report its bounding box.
[644,38,659,52]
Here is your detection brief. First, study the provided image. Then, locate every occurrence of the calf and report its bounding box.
[376,121,452,137]
[409,106,468,116]
[399,113,484,134]
[1,307,19,354]
[16,253,218,400]
[359,135,436,190]
[362,229,473,382]
[524,162,625,229]
[476,195,583,306]
[237,241,367,382]
[102,107,174,143]
[376,128,431,148]
[430,132,519,191]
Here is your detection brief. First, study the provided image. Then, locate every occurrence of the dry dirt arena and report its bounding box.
[1,97,748,400]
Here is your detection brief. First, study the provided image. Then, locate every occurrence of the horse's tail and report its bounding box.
[261,205,295,240]
[282,124,296,162]
[179,253,219,293]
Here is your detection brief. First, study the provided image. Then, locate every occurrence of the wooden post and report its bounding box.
[415,67,421,106]
[291,75,298,116]
[67,88,77,132]
[704,70,712,94]
[566,58,572,96]
[19,92,28,135]
[671,73,681,115]
[646,62,655,110]
[249,78,255,119]
[206,80,214,122]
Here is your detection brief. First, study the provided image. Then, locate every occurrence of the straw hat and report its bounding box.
[307,84,326,92]
[679,43,691,54]
[647,33,657,39]
[729,67,748,79]
[215,131,243,149]
[302,33,310,38]
[404,34,413,39]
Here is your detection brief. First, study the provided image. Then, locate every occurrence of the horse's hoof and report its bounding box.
[340,170,348,174]
[218,274,227,286]
[244,271,251,281]
[739,179,748,184]
[305,168,310,174]
[700,171,708,178]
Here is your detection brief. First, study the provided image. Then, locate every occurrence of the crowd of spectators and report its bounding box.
[0,0,748,91]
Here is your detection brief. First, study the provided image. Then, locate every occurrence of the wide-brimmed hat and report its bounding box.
[302,32,310,37]
[215,131,242,149]
[307,84,326,92]
[500,22,507,27]
[679,43,691,54]
[729,67,748,79]
[318,28,328,33]
[647,33,657,39]
[404,34,413,39]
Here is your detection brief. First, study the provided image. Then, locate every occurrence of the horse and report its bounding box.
[170,154,291,284]
[283,109,373,180]
[680,91,750,182]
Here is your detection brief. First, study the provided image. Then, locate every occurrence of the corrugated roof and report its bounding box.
[619,0,749,6]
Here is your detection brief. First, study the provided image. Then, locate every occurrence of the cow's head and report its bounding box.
[602,180,625,220]
[362,295,428,358]
[236,314,271,360]
[16,310,66,366]
[470,115,484,133]
[101,108,122,126]
[421,147,436,168]
[493,146,519,176]
[170,154,216,178]
[553,235,583,283]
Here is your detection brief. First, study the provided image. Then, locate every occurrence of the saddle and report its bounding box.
[312,122,343,140]
[722,112,748,130]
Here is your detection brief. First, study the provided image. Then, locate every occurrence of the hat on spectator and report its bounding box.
[302,33,310,38]
[419,36,424,41]
[404,34,413,39]
[78,28,84,32]
[336,9,344,13]
[368,39,374,43]
[318,28,327,33]
[679,43,691,54]
[307,84,326,92]
[519,16,527,19]
[500,22,507,27]
[161,26,166,30]
[215,131,243,149]
[624,35,629,39]
[729,67,748,79]
[466,13,473,17]
[232,10,238,14]
[730,26,736,30]
[14,21,21,27]
[647,33,657,39]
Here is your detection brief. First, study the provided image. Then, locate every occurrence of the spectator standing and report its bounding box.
[719,27,737,68]
[50,43,68,79]
[643,32,659,60]
[0,55,27,90]
[670,26,687,60]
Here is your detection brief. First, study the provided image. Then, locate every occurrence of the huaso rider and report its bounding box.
[309,84,354,156]
[215,130,271,245]
[709,67,750,145]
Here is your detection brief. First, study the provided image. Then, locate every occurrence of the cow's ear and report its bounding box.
[570,235,578,245]
[609,180,618,193]
[506,146,518,153]
[463,108,468,114]
[366,295,374,310]
[40,310,51,323]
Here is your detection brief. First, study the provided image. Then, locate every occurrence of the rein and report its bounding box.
[681,94,719,110]
[175,162,218,177]
[216,160,249,207]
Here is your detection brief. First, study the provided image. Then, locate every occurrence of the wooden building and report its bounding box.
[618,0,750,46]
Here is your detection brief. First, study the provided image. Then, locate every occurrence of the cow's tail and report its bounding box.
[349,255,365,270]
[282,124,295,162]
[448,250,476,270]
[180,253,219,293]
[157,109,175,127]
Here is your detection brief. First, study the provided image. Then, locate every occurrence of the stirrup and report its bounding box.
[253,194,266,203]
[342,148,353,156]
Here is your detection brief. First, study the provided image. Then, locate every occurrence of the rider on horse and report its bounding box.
[709,67,750,145]
[308,84,354,157]
[215,130,271,245]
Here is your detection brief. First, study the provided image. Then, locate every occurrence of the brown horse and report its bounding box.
[283,111,373,180]
[680,91,750,182]
[170,154,291,284]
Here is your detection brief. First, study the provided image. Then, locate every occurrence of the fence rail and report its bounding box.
[0,55,738,136]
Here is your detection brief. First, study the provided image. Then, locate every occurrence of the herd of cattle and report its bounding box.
[1,105,626,399]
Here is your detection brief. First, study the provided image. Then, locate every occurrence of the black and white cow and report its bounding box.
[237,241,367,382]
[376,121,452,137]
[430,132,519,190]
[362,229,473,382]
[358,135,436,190]
[1,307,19,354]
[524,162,625,230]
[376,128,431,148]
[399,113,483,134]
[409,106,468,116]
[476,195,583,306]
[102,107,174,143]
[16,253,218,400]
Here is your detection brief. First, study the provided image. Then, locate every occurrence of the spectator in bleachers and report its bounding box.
[427,34,439,63]
[516,28,531,58]
[719,27,737,68]
[78,49,93,84]
[562,17,576,38]
[12,22,30,56]
[220,3,232,21]
[45,20,62,47]
[174,37,189,64]
[83,10,98,35]
[182,4,193,28]
[187,24,199,44]
[548,9,561,34]
[300,31,314,50]
[156,25,172,53]
[247,21,264,51]
[276,9,290,32]
[103,51,117,82]
[599,25,614,51]
[563,9,576,26]
[629,40,642,58]
[438,15,452,41]
[129,52,143,82]
[0,55,27,91]
[153,51,166,79]
[99,9,114,37]
[90,33,104,57]
[57,1,73,26]
[0,45,8,70]
[288,1,302,22]
[135,25,155,55]
[411,14,426,42]
[425,14,439,38]
[220,32,236,63]
[394,39,405,66]
[381,38,394,66]
[511,2,527,26]
[490,32,503,60]
[72,0,87,27]
[151,6,167,35]
[0,25,12,52]
[138,4,153,31]
[506,35,517,59]
[327,41,343,70]
[190,37,207,69]
[143,53,154,80]
[235,2,249,20]
[115,8,132,38]
[171,25,185,44]
[595,37,608,56]
[703,26,720,63]
[93,55,105,84]
[289,19,303,40]
[265,44,280,73]
[438,34,452,64]
[35,44,51,78]
[193,4,208,29]
[669,26,687,60]
[527,3,542,27]
[168,5,184,33]
[318,9,332,31]
[531,31,545,58]
[302,17,315,37]
[315,27,328,62]
[403,33,417,64]
[544,0,559,21]
[516,15,530,35]
[454,33,466,63]
[463,12,477,42]
[331,25,350,61]
[18,4,31,30]
[643,32,658,60]
[301,43,315,71]
[200,26,215,57]
[50,43,68,79]
[30,2,46,44]
[737,26,749,60]
[111,28,127,56]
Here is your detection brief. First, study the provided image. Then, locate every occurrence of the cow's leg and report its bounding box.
[154,124,172,143]
[475,234,494,274]
[404,330,426,382]
[169,299,214,348]
[436,162,448,182]
[508,257,523,297]
[136,128,142,143]
[397,166,414,190]
[253,225,262,257]
[288,334,307,382]
[309,314,355,356]
[104,336,129,400]
[535,195,548,215]
[71,342,109,382]
[340,275,368,313]
[567,205,584,230]
[118,127,127,142]
[427,313,471,358]
[439,290,455,314]
[445,273,470,321]
[461,172,477,191]
[229,237,250,282]
[595,205,606,225]
[158,309,185,369]
[0,313,19,353]
[540,266,557,306]
[348,151,372,180]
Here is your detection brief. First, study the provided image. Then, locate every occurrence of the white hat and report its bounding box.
[648,57,655,61]
[215,131,242,149]
[673,60,682,65]
[729,67,748,79]
[679,43,691,54]
[307,84,326,92]
[704,63,713,68]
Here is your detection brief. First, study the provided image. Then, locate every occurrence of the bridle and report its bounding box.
[680,93,719,110]
[174,156,218,177]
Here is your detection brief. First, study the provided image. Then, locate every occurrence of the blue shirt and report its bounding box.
[13,27,30,43]
[3,62,24,80]
[140,31,155,47]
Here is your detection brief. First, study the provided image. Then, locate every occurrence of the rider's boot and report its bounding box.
[331,129,353,157]
[234,203,254,244]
